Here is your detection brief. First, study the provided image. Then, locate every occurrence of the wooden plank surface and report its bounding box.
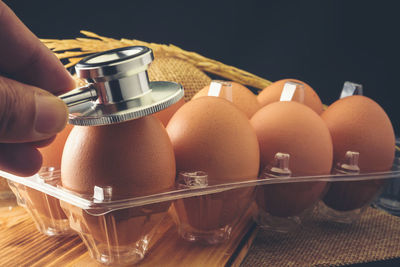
[0,201,256,266]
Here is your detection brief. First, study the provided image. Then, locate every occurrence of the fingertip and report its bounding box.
[0,77,69,143]
[29,135,56,148]
[34,94,68,135]
[54,71,77,95]
[0,143,42,176]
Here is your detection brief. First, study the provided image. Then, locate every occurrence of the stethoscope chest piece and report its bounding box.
[60,46,184,126]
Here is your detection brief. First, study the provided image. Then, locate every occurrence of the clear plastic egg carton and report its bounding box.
[0,177,14,201]
[1,152,399,266]
[6,168,75,236]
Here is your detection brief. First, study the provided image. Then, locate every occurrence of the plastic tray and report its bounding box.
[1,155,399,265]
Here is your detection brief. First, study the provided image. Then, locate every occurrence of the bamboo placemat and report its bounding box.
[241,207,400,267]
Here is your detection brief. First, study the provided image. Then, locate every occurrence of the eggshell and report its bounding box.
[61,116,176,245]
[24,124,74,222]
[22,185,67,221]
[251,101,333,217]
[64,201,171,246]
[192,82,261,118]
[61,116,175,198]
[167,97,259,231]
[167,97,259,182]
[257,79,324,114]
[321,95,395,211]
[39,124,74,169]
[153,98,185,126]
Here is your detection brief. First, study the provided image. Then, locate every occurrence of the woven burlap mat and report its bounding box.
[148,57,211,101]
[241,207,400,266]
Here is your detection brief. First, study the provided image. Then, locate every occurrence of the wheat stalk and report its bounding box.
[41,31,272,90]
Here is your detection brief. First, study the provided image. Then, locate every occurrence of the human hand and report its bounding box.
[0,1,75,176]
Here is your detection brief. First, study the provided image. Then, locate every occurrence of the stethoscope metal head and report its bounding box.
[60,46,184,126]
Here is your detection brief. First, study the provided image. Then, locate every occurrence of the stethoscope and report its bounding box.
[60,46,184,126]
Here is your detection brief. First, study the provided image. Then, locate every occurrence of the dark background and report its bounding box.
[5,0,399,133]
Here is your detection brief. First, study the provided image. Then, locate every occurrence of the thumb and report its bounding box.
[0,75,68,143]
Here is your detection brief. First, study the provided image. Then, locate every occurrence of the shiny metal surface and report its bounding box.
[59,46,184,126]
[76,46,153,83]
[60,84,97,107]
[67,81,183,126]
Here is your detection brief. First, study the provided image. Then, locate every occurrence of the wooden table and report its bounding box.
[0,200,257,266]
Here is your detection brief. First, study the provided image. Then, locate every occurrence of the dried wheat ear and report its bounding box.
[41,31,272,91]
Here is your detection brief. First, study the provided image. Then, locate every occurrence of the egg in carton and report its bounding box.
[252,81,332,232]
[167,81,260,244]
[319,82,395,223]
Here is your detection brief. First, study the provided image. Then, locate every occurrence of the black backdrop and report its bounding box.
[5,0,399,133]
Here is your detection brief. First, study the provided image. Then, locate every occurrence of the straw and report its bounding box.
[41,31,272,90]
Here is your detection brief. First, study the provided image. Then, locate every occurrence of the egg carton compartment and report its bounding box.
[7,168,75,237]
[1,156,399,265]
[61,200,170,265]
[372,141,400,215]
[0,177,15,201]
[172,171,256,244]
[253,150,397,229]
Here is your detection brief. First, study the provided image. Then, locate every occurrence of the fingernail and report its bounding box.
[35,94,68,134]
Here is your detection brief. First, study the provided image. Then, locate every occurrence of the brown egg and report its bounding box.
[167,97,259,234]
[62,116,175,197]
[16,181,72,235]
[153,98,185,126]
[321,95,395,211]
[22,124,74,232]
[21,185,67,221]
[251,101,333,217]
[257,79,324,114]
[61,116,176,245]
[62,200,171,248]
[192,81,261,118]
[39,124,74,169]
[167,97,259,183]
